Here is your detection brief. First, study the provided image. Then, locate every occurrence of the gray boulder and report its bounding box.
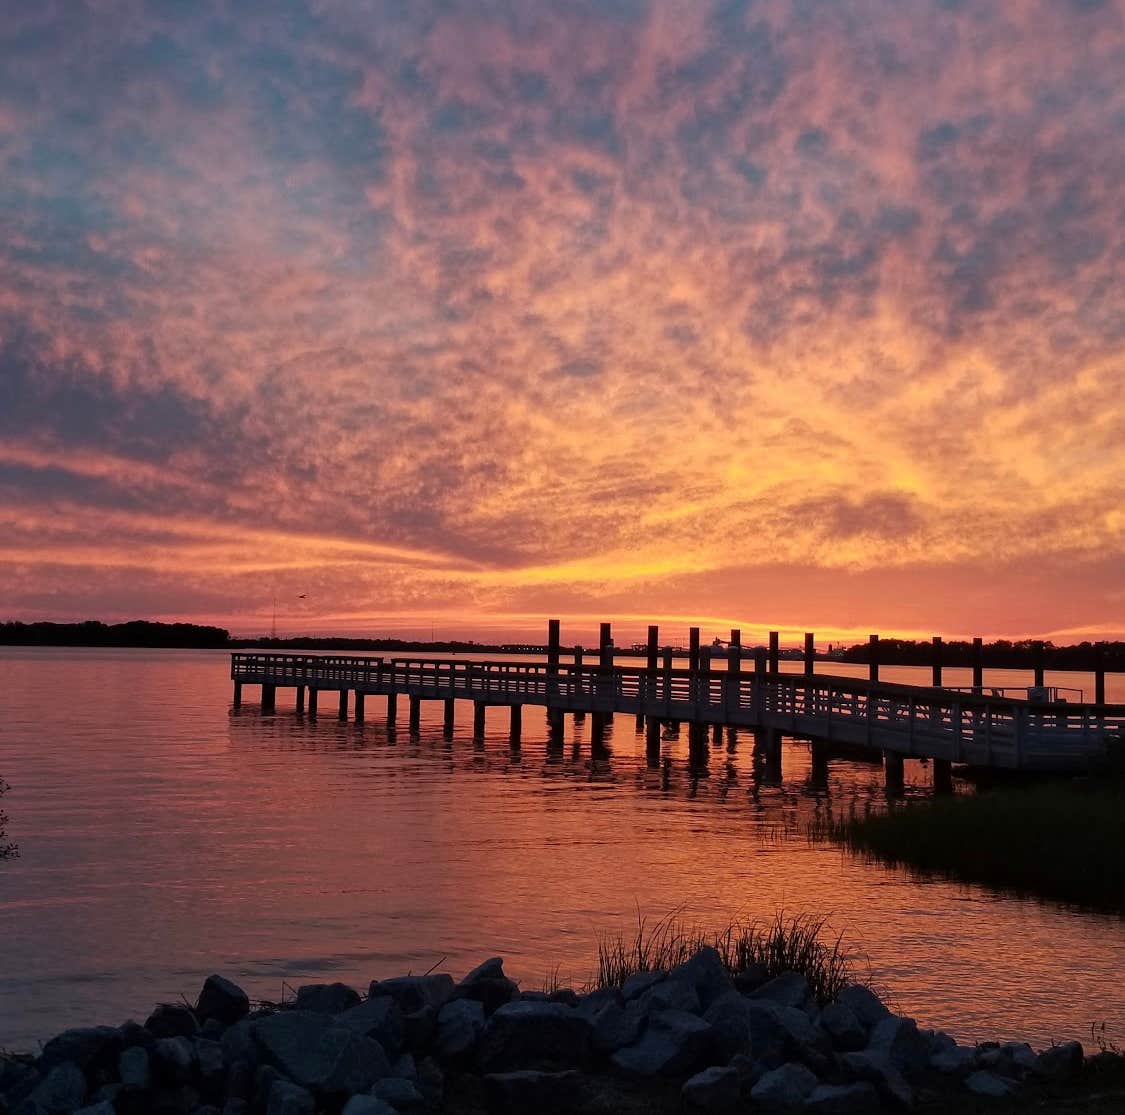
[434,999,486,1063]
[750,972,813,1012]
[702,991,754,1062]
[252,1010,390,1094]
[835,987,890,1030]
[867,1016,930,1074]
[818,1002,865,1052]
[402,1004,437,1050]
[267,1078,315,1115]
[1038,1040,1083,1082]
[477,1001,591,1073]
[196,975,251,1026]
[339,1097,397,1115]
[668,948,735,1011]
[369,974,455,1015]
[336,997,404,1056]
[194,1038,225,1084]
[372,1075,427,1110]
[456,958,520,1016]
[221,1019,257,1068]
[610,1009,715,1078]
[145,1003,200,1040]
[621,971,664,1001]
[929,1046,974,1075]
[636,977,701,1015]
[38,1026,120,1072]
[681,1065,741,1111]
[804,1082,880,1113]
[26,1061,87,1114]
[839,1050,913,1109]
[118,1045,152,1090]
[482,1069,583,1114]
[965,1070,1015,1098]
[295,982,361,1015]
[152,1035,196,1082]
[747,1000,831,1073]
[585,998,645,1055]
[749,1062,819,1109]
[391,1052,417,1080]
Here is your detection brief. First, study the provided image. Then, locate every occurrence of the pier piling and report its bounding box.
[386,692,397,727]
[308,687,318,717]
[932,637,943,687]
[233,680,242,709]
[443,698,455,737]
[933,757,953,794]
[884,750,905,793]
[509,704,522,746]
[1096,644,1106,706]
[769,631,779,674]
[354,691,365,723]
[473,700,486,739]
[296,684,305,714]
[972,637,984,694]
[409,695,421,733]
[804,633,815,676]
[338,689,348,721]
[869,634,880,683]
[261,684,276,713]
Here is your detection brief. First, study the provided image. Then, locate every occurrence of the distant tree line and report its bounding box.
[837,638,1125,671]
[2,621,1123,671]
[0,620,231,648]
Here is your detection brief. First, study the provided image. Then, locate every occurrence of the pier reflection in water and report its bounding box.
[0,647,1123,1054]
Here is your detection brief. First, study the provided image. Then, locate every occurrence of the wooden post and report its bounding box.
[473,700,486,738]
[645,625,659,714]
[599,623,613,722]
[804,632,815,676]
[811,740,829,784]
[972,637,984,694]
[688,627,700,676]
[869,635,880,683]
[409,695,421,732]
[308,687,318,718]
[662,647,673,706]
[1033,640,1045,688]
[769,631,780,674]
[233,680,242,709]
[354,691,365,723]
[261,684,276,713]
[884,750,904,793]
[573,647,585,720]
[338,688,349,721]
[510,704,522,745]
[727,628,742,710]
[712,722,723,744]
[295,684,305,714]
[931,637,943,688]
[645,715,661,754]
[754,648,768,721]
[933,757,953,794]
[1095,643,1106,706]
[547,619,560,697]
[386,691,396,727]
[443,698,455,737]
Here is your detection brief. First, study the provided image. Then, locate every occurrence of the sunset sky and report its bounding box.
[1,0,1122,646]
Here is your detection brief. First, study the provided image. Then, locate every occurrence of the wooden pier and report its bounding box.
[231,622,1123,784]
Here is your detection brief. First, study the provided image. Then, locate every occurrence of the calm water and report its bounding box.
[1,647,1123,1052]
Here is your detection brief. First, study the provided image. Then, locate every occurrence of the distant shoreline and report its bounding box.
[1,620,1122,673]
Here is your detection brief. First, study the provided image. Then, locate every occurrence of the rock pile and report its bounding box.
[0,951,1096,1114]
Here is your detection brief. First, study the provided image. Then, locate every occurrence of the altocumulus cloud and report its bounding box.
[0,0,1122,641]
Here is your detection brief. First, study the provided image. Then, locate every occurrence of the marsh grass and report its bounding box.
[0,776,16,860]
[813,779,1125,912]
[595,909,859,1005]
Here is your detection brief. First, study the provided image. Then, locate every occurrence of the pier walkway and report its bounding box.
[230,622,1123,786]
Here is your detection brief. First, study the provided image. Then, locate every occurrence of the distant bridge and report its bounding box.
[230,621,1123,788]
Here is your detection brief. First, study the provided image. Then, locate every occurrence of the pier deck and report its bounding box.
[230,641,1123,777]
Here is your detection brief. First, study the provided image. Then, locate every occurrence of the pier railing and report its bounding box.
[231,652,1124,771]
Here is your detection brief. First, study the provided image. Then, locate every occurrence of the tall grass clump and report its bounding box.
[0,775,16,860]
[816,778,1125,912]
[596,909,859,1005]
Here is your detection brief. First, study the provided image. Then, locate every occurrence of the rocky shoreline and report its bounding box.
[1,950,1117,1115]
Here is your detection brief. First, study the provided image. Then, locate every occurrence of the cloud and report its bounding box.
[0,0,1121,639]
